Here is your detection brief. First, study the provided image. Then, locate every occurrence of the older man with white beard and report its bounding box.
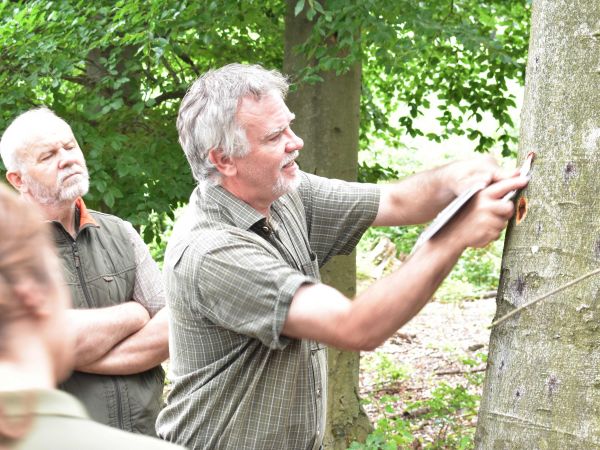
[0,108,169,437]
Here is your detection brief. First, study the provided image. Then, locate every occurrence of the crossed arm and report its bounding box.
[73,306,169,375]
[283,156,529,351]
[69,222,170,375]
[69,301,169,375]
[68,303,169,375]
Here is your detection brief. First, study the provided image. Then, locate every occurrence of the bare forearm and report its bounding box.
[77,307,169,375]
[284,237,463,351]
[373,155,503,227]
[284,171,527,351]
[342,238,463,350]
[376,166,455,226]
[69,301,149,367]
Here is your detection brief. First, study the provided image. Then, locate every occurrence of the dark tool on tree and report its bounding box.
[412,152,535,254]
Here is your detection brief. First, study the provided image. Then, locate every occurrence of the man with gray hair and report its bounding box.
[0,108,169,436]
[157,63,528,449]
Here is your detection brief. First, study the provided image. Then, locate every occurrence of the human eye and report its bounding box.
[39,152,53,161]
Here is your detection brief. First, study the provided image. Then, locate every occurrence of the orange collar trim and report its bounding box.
[75,197,98,228]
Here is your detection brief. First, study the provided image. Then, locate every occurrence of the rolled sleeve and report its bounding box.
[298,172,381,265]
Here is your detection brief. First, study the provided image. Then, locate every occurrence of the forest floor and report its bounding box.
[357,294,497,448]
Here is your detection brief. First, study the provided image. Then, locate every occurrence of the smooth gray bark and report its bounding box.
[476,1,600,448]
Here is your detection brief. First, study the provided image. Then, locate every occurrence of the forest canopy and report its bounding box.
[0,1,530,241]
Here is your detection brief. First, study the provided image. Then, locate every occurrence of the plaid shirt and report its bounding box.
[157,172,380,450]
[122,220,165,316]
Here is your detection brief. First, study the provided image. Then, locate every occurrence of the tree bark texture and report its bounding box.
[283,2,373,449]
[476,1,600,448]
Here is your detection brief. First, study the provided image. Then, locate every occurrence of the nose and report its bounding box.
[285,129,304,153]
[57,147,79,169]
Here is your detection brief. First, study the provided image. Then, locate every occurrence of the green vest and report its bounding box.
[54,209,164,437]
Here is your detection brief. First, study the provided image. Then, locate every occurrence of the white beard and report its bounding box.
[272,170,301,197]
[23,165,90,205]
[272,150,300,197]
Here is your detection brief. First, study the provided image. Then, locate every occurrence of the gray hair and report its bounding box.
[0,107,66,172]
[177,63,289,186]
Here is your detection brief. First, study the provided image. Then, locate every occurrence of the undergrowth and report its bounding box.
[350,354,486,449]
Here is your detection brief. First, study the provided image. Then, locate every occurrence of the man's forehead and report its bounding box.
[237,93,293,126]
[18,120,76,158]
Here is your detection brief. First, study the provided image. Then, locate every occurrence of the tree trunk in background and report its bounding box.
[476,1,600,447]
[283,2,373,449]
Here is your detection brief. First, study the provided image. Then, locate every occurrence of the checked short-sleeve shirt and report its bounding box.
[156,172,380,450]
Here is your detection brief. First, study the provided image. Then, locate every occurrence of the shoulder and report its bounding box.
[84,210,135,241]
[167,225,270,267]
[295,171,346,203]
[87,209,130,229]
[165,218,274,278]
[13,389,184,450]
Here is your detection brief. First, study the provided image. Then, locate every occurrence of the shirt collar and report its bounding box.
[74,197,98,228]
[196,184,267,231]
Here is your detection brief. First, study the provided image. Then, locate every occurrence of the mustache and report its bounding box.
[58,165,88,183]
[281,151,299,168]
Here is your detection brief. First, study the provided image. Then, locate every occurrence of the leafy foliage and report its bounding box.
[359,226,504,302]
[294,0,531,157]
[362,352,412,388]
[0,1,530,239]
[357,161,399,183]
[0,0,284,232]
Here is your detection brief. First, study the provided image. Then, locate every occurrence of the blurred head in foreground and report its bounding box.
[0,183,75,439]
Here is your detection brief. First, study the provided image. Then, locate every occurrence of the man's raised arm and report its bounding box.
[373,154,515,227]
[283,173,529,351]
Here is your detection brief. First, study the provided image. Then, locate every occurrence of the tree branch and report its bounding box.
[152,90,186,105]
[172,46,200,75]
[435,366,486,376]
[162,57,182,86]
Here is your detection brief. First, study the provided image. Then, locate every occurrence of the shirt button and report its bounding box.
[316,388,321,397]
[262,226,270,233]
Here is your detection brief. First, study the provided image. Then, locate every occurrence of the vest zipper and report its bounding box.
[71,241,97,308]
[111,377,125,429]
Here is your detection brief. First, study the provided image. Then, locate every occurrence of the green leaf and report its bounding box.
[294,0,305,17]
[103,190,115,209]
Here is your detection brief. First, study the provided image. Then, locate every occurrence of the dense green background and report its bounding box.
[1,2,532,447]
[0,0,530,245]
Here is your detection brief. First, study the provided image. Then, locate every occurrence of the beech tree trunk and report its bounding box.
[476,1,600,448]
[283,2,373,449]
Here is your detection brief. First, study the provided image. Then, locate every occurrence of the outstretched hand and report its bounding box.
[438,173,529,250]
[446,154,519,197]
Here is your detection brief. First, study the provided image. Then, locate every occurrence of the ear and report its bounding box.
[6,171,25,193]
[208,148,237,177]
